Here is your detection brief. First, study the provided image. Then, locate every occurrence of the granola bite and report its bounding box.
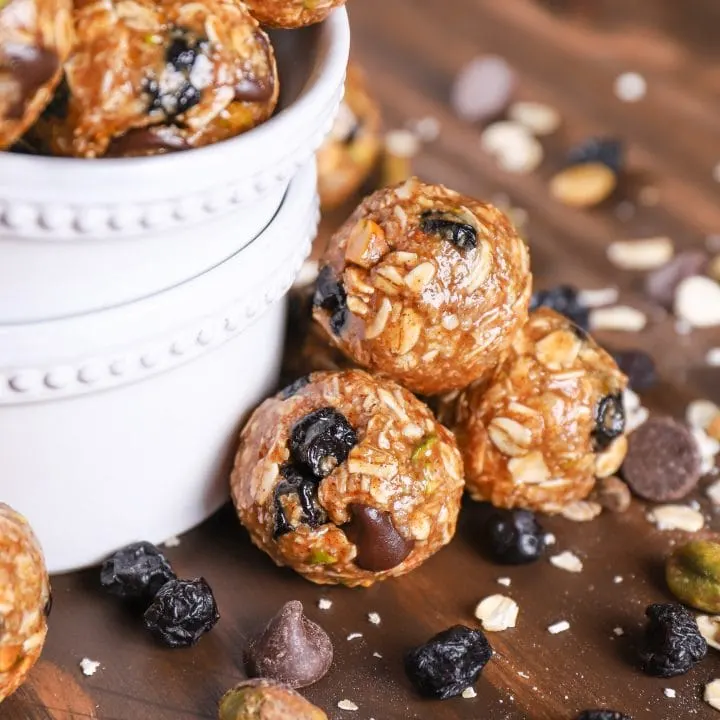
[242,0,345,29]
[230,369,464,587]
[30,0,278,157]
[0,503,51,702]
[0,0,73,149]
[317,63,381,210]
[452,308,628,513]
[313,179,532,396]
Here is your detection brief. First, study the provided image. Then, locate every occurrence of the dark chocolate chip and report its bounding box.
[644,251,709,308]
[622,416,701,502]
[245,600,333,689]
[612,349,657,392]
[104,127,190,157]
[5,44,59,119]
[592,393,626,451]
[420,210,477,250]
[344,503,414,571]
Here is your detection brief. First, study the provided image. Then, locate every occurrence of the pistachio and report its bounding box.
[218,678,328,720]
[666,540,720,613]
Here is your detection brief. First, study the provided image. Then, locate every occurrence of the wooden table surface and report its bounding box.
[6,0,720,718]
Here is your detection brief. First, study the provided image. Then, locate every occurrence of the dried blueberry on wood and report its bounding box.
[576,712,631,720]
[314,266,349,335]
[420,210,477,250]
[530,285,589,332]
[100,541,176,601]
[144,578,219,648]
[567,137,624,174]
[404,625,492,699]
[483,509,546,565]
[273,464,327,538]
[592,393,625,451]
[639,602,706,677]
[290,407,357,478]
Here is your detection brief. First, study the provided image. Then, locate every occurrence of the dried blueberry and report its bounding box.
[530,285,589,332]
[576,712,631,720]
[483,509,545,565]
[279,375,311,400]
[567,137,623,174]
[166,32,199,71]
[592,393,625,451]
[290,407,357,478]
[611,349,657,392]
[639,602,706,677]
[313,266,349,335]
[420,210,477,250]
[404,625,492,699]
[143,578,219,648]
[100,541,176,601]
[273,464,327,538]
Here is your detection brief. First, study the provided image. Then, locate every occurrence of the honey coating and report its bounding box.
[0,0,73,149]
[452,308,628,513]
[313,179,532,396]
[317,63,381,210]
[230,369,464,587]
[242,0,345,29]
[0,503,51,702]
[30,0,278,157]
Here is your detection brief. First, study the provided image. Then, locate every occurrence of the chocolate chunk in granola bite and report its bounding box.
[344,504,414,571]
[245,600,333,688]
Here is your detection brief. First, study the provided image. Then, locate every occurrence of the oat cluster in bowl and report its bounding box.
[0,0,349,156]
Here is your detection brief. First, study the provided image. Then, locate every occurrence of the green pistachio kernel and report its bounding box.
[411,434,438,464]
[308,549,337,565]
[666,539,720,613]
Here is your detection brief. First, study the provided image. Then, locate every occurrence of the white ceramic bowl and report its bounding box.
[0,161,318,574]
[0,11,349,323]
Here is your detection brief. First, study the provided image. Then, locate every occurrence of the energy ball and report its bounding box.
[30,0,278,157]
[317,63,381,210]
[452,308,628,514]
[230,369,464,587]
[0,503,51,702]
[241,0,345,29]
[313,179,532,396]
[0,0,72,149]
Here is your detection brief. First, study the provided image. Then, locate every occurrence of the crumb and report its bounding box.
[497,577,512,587]
[544,532,556,546]
[407,115,441,143]
[613,627,625,636]
[372,651,383,659]
[518,671,530,679]
[162,535,181,547]
[367,612,381,625]
[346,632,363,641]
[614,71,647,102]
[548,620,570,635]
[549,550,583,573]
[614,575,624,584]
[664,688,677,699]
[79,658,101,676]
[461,687,477,699]
[317,598,332,610]
[337,699,359,711]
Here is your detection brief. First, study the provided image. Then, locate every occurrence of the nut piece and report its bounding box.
[218,678,328,720]
[245,601,333,689]
[686,399,720,431]
[647,505,705,533]
[606,237,674,271]
[474,594,519,632]
[666,541,720,614]
[0,503,51,702]
[550,163,617,208]
[592,476,632,513]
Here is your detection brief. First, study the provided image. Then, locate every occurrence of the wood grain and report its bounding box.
[5,0,720,718]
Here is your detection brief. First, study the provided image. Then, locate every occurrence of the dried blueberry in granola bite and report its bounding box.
[100,541,176,602]
[143,578,219,648]
[404,625,492,699]
[639,602,706,677]
[290,407,357,478]
[313,266,349,336]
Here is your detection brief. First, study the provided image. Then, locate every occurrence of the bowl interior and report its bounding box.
[270,25,323,114]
